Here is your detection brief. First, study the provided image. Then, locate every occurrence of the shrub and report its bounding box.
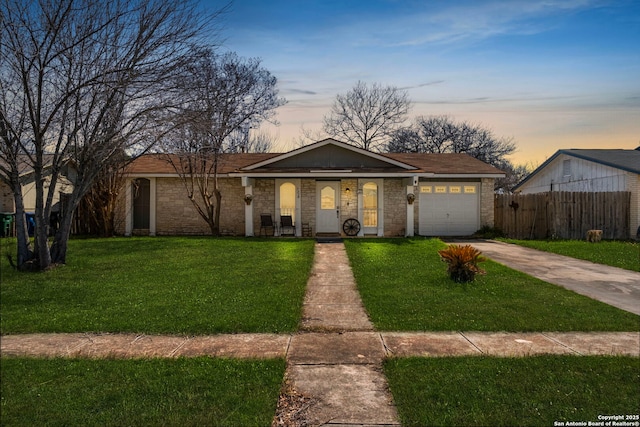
[474,225,505,239]
[438,244,487,283]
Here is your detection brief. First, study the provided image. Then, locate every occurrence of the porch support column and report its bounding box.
[149,177,156,236]
[406,177,416,237]
[125,178,132,236]
[242,177,254,236]
[357,184,364,236]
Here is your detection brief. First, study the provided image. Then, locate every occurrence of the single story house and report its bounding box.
[514,147,640,238]
[116,138,504,237]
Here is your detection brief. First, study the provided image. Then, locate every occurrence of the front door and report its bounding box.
[132,178,150,230]
[316,181,340,233]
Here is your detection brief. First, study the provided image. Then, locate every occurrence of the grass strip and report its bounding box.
[0,237,315,335]
[385,355,640,427]
[0,356,285,427]
[344,238,639,331]
[500,238,640,272]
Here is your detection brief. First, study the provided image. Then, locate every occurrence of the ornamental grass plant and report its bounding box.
[437,243,486,283]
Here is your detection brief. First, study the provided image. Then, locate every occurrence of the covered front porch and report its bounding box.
[230,139,421,238]
[240,176,416,238]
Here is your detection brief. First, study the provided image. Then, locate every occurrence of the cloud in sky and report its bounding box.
[207,0,640,163]
[399,81,446,90]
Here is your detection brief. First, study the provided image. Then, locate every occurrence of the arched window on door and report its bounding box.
[363,182,377,227]
[279,182,296,224]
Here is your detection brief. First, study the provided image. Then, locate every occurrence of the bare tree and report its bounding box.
[226,127,275,153]
[388,115,516,164]
[75,151,129,237]
[387,115,518,189]
[323,81,410,151]
[162,50,285,235]
[0,0,218,270]
[293,124,328,148]
[495,162,536,194]
[244,131,275,153]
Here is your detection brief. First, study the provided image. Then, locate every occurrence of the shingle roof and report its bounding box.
[384,153,504,175]
[124,153,279,175]
[558,148,640,174]
[0,154,64,177]
[125,151,504,176]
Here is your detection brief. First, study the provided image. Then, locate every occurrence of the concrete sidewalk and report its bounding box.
[460,240,640,315]
[2,331,638,359]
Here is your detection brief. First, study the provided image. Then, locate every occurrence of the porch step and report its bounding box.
[315,233,343,243]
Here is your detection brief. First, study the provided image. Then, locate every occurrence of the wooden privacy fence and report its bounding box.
[495,192,630,240]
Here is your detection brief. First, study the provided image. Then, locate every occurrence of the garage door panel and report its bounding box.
[419,183,479,236]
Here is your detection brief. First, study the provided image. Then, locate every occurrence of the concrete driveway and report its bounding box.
[457,240,640,316]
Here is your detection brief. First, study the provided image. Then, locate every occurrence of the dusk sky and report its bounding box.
[210,0,639,165]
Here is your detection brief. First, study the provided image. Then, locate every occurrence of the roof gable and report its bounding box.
[514,148,640,190]
[241,138,417,171]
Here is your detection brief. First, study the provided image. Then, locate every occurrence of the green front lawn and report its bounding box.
[0,357,285,427]
[385,355,640,427]
[2,236,638,427]
[0,237,315,335]
[344,239,639,331]
[500,238,640,272]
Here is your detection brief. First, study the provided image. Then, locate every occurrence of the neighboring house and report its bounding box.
[0,181,13,213]
[116,138,504,237]
[0,156,73,213]
[514,147,640,238]
[0,156,73,236]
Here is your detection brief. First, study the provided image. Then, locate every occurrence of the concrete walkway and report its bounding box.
[289,242,400,426]
[460,240,640,315]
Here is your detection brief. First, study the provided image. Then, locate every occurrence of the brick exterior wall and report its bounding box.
[155,177,246,235]
[113,181,128,235]
[218,178,246,235]
[251,178,275,234]
[155,177,207,235]
[383,178,406,236]
[300,179,316,234]
[480,178,495,228]
[115,177,246,236]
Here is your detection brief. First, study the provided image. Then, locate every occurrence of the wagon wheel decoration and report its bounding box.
[342,218,361,236]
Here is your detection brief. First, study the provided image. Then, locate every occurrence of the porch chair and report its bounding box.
[280,215,296,236]
[260,213,275,237]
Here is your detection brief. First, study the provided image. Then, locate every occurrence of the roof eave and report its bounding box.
[229,172,503,179]
[429,173,505,179]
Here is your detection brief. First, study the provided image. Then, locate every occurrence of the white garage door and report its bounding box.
[419,183,480,236]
